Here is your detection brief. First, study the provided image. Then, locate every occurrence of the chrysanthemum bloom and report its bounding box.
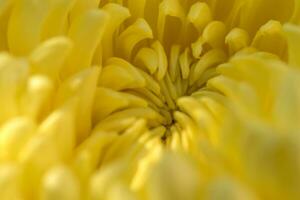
[1,0,300,199]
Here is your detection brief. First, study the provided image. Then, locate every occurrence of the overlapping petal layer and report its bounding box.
[0,0,300,200]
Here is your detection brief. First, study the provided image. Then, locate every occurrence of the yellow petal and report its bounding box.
[20,76,54,120]
[42,0,76,39]
[116,18,153,60]
[145,152,201,200]
[99,58,145,90]
[38,106,76,161]
[56,67,100,142]
[0,55,29,123]
[63,9,108,78]
[30,37,73,81]
[0,164,23,200]
[134,47,158,75]
[239,0,294,35]
[225,28,250,55]
[0,117,36,162]
[252,20,287,58]
[40,166,80,200]
[284,23,300,67]
[101,3,130,61]
[8,0,51,55]
[187,2,212,32]
[69,0,100,20]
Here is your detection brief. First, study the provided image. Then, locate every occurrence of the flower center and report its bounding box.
[93,2,287,146]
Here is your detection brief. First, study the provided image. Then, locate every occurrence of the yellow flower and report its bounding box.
[0,0,300,199]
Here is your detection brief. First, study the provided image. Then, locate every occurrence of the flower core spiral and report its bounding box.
[1,0,300,200]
